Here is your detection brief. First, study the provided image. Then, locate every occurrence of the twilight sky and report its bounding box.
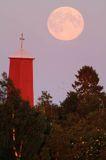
[0,0,106,104]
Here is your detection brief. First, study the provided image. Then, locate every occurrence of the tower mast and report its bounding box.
[20,33,25,49]
[9,34,35,107]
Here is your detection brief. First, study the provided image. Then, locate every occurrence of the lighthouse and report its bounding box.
[9,33,35,107]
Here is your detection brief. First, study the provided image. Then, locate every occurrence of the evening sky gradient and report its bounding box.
[0,0,106,104]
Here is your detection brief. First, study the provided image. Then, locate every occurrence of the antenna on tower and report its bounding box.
[20,33,25,49]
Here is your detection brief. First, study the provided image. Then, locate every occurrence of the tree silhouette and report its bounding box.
[61,91,78,113]
[72,66,103,97]
[0,73,49,160]
[72,66,105,115]
[36,91,53,119]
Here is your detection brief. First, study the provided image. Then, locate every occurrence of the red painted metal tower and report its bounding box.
[9,33,35,107]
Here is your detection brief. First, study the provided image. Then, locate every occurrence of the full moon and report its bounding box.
[47,7,84,41]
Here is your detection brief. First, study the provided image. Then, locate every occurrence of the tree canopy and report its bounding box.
[72,66,103,97]
[0,65,106,160]
[0,73,50,160]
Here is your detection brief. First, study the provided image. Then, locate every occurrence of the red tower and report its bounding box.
[9,33,35,107]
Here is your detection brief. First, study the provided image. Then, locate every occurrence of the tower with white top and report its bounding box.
[9,33,34,107]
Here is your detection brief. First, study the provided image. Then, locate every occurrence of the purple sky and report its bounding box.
[0,0,106,104]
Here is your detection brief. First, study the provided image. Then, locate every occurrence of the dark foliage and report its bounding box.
[61,91,78,113]
[0,72,50,160]
[0,65,106,160]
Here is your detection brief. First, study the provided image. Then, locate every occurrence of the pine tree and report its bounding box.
[72,66,105,114]
[72,66,103,97]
